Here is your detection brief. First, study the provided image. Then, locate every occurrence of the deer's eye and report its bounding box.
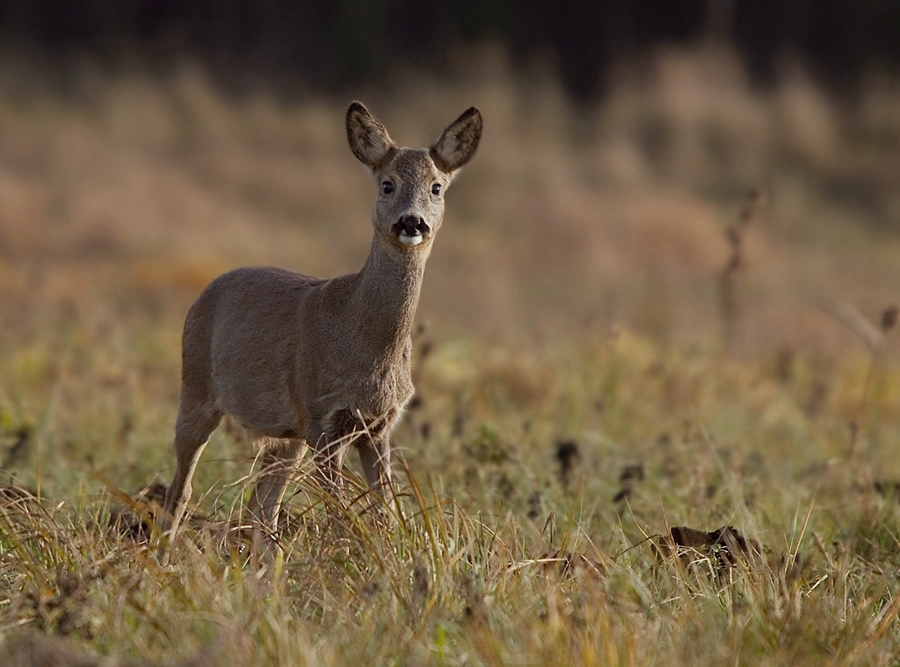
[381,181,394,195]
[431,183,442,196]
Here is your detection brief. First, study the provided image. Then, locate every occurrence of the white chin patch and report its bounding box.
[398,233,424,246]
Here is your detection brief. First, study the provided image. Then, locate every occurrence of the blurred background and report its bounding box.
[0,0,898,359]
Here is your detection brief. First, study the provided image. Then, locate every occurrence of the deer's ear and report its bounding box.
[347,102,396,169]
[430,107,482,173]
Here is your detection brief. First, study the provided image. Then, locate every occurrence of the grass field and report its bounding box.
[1,45,899,665]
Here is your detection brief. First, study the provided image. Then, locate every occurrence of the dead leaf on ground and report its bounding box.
[653,525,764,573]
[555,439,580,491]
[508,548,605,580]
[108,483,170,541]
[613,463,644,503]
[874,480,900,501]
[0,485,43,521]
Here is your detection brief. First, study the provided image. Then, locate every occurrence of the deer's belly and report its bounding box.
[212,370,305,438]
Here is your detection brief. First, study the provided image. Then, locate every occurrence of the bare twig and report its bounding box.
[719,188,765,350]
[815,299,897,458]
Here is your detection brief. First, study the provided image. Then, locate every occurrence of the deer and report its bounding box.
[160,101,483,544]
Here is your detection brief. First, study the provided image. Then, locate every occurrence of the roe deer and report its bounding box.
[161,101,482,541]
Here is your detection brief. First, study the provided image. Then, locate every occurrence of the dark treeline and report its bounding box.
[1,0,898,97]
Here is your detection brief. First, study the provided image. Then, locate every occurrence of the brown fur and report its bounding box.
[161,102,482,539]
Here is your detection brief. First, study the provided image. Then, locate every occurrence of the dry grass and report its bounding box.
[1,44,900,664]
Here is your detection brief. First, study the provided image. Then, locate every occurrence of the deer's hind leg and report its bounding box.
[248,437,302,531]
[162,400,223,540]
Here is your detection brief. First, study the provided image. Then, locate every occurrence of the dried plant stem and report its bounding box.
[848,356,879,460]
[719,188,764,351]
[815,300,896,460]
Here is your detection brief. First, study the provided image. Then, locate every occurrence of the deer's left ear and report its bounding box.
[430,107,482,174]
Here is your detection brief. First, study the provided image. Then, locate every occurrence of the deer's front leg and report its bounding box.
[306,427,344,497]
[248,438,302,530]
[358,436,392,495]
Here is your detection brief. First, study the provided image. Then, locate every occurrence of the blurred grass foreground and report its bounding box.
[1,39,900,666]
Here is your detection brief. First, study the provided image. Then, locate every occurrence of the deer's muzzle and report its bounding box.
[392,216,430,246]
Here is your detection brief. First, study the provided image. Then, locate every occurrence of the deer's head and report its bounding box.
[347,102,482,251]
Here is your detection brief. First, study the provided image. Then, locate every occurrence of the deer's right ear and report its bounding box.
[347,102,396,169]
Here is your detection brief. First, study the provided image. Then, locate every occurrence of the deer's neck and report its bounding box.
[352,237,429,354]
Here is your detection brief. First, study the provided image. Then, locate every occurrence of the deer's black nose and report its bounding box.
[393,216,430,237]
